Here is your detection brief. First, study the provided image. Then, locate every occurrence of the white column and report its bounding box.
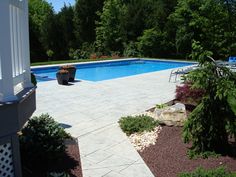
[22,0,33,88]
[0,0,18,102]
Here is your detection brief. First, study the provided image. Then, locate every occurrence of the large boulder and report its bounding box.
[147,103,187,126]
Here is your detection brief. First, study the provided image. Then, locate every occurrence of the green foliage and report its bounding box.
[47,49,54,58]
[187,150,220,159]
[179,167,236,177]
[74,0,104,46]
[96,0,127,54]
[183,58,236,154]
[156,104,168,109]
[119,115,159,135]
[69,43,95,60]
[189,40,213,64]
[137,28,168,57]
[54,4,75,59]
[20,114,71,170]
[29,0,55,61]
[31,73,37,86]
[28,0,236,61]
[123,42,139,57]
[47,172,70,177]
[169,0,235,58]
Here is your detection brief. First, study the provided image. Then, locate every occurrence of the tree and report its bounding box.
[183,41,236,157]
[137,28,168,57]
[74,0,104,47]
[95,0,127,54]
[29,0,55,62]
[169,0,234,59]
[54,4,76,59]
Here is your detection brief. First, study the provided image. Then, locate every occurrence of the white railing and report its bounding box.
[0,0,32,102]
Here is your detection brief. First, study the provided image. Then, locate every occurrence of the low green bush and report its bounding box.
[187,150,220,159]
[156,103,168,109]
[179,167,236,177]
[31,73,37,86]
[20,114,71,171]
[119,115,159,135]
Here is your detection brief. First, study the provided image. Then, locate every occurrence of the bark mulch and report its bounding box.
[23,139,83,177]
[139,126,236,177]
[65,139,83,177]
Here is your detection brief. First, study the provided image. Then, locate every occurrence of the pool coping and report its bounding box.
[31,58,197,70]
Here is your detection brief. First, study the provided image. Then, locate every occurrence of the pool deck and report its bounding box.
[33,66,184,177]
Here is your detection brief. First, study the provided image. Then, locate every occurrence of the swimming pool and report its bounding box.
[32,59,194,82]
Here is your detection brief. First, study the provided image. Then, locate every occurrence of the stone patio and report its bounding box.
[33,67,181,177]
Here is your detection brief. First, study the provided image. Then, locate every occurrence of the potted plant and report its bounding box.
[56,69,69,85]
[60,65,77,82]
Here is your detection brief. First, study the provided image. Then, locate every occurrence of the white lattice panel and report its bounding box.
[0,143,14,177]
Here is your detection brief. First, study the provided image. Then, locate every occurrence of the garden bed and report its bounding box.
[139,126,236,177]
[23,139,83,177]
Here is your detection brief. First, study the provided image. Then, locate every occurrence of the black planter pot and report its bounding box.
[59,66,77,82]
[56,72,69,85]
[67,67,76,82]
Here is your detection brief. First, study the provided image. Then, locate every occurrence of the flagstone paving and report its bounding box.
[33,68,182,177]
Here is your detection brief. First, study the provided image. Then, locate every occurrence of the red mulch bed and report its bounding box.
[139,126,236,177]
[66,139,83,177]
[23,139,83,177]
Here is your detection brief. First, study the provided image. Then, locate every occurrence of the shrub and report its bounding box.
[119,115,159,135]
[90,53,98,59]
[179,167,236,177]
[111,51,121,59]
[31,73,37,86]
[176,83,205,105]
[99,55,110,59]
[156,104,168,109]
[47,49,54,59]
[47,172,70,177]
[183,58,236,155]
[123,42,139,57]
[137,28,168,57]
[20,114,71,171]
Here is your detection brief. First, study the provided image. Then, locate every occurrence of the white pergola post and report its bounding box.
[22,0,32,88]
[0,0,33,102]
[0,0,18,102]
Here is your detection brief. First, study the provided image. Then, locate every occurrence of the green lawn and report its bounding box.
[31,58,120,66]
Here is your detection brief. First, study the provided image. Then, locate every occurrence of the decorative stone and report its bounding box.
[148,103,187,126]
[128,126,162,152]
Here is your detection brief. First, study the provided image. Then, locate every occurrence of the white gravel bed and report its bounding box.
[128,126,162,152]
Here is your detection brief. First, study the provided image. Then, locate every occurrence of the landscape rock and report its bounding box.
[147,103,187,126]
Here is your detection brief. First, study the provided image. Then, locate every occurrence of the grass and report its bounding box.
[31,58,120,66]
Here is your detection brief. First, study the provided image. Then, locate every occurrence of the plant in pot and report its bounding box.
[56,69,69,85]
[60,65,77,82]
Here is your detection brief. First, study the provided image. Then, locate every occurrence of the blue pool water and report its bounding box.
[32,59,194,82]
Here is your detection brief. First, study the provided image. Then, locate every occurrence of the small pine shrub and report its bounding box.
[119,115,159,135]
[179,167,236,177]
[20,114,71,171]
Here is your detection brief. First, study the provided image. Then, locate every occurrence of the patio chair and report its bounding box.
[169,67,196,82]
